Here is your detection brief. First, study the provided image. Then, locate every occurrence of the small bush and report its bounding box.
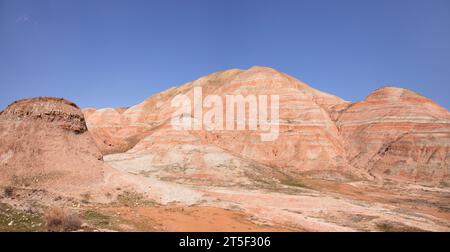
[117,191,144,207]
[83,210,111,228]
[4,186,14,198]
[116,190,155,207]
[44,208,82,232]
[80,192,91,204]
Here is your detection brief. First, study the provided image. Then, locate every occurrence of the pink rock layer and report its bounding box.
[84,67,450,186]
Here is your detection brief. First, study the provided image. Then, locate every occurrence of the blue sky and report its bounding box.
[1,0,449,110]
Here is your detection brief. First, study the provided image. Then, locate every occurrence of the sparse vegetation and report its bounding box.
[280,177,310,189]
[0,203,43,232]
[439,180,450,188]
[83,210,111,229]
[44,207,82,232]
[115,190,156,207]
[4,186,14,198]
[375,221,425,232]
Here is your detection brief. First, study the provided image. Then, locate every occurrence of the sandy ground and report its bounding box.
[2,155,449,232]
[97,205,293,232]
[72,155,450,232]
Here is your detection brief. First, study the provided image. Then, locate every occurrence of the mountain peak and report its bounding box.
[365,86,439,105]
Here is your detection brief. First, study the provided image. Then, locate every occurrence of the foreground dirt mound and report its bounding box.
[0,97,128,199]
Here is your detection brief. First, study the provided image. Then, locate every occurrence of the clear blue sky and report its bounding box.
[1,0,449,110]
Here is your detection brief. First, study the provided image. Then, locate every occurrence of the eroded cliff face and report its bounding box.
[84,67,450,186]
[0,97,125,198]
[0,97,88,133]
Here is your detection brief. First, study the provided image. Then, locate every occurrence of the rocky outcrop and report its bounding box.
[0,97,128,198]
[1,97,88,133]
